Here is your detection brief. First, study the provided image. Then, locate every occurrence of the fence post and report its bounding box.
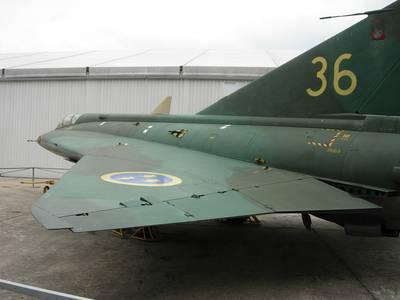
[32,168,35,188]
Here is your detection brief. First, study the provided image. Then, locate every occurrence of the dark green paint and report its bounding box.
[33,1,400,237]
[200,3,400,117]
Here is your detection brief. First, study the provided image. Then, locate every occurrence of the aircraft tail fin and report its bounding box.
[152,96,172,115]
[199,1,400,117]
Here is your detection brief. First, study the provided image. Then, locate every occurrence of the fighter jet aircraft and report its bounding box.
[33,1,400,238]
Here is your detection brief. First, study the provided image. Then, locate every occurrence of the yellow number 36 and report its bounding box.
[306,53,357,97]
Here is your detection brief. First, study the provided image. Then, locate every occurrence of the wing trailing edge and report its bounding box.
[32,139,380,232]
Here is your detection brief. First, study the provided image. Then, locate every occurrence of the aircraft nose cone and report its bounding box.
[36,132,54,150]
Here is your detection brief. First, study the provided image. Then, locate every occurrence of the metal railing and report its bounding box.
[0,167,69,187]
[0,278,93,300]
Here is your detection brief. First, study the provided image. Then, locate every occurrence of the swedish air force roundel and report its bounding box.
[101,171,182,187]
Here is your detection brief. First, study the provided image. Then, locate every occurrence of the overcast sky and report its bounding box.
[0,0,394,53]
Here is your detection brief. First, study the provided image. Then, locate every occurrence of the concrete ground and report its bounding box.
[1,178,400,300]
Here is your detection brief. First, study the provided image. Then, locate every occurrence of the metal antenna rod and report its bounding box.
[320,8,394,20]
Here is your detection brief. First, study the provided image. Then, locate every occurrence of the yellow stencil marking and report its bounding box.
[307,129,349,152]
[341,133,351,140]
[307,53,357,97]
[307,56,328,97]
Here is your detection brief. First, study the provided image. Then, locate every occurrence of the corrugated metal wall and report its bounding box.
[0,79,249,177]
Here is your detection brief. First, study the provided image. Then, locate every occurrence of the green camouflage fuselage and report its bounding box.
[39,113,400,234]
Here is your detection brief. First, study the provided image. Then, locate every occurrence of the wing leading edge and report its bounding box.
[32,139,380,232]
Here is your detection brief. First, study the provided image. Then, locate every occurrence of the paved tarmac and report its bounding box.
[1,177,400,300]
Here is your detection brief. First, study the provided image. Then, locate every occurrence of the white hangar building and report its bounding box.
[0,49,300,177]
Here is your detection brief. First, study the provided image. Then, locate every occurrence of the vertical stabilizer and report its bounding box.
[152,96,172,115]
[199,2,400,117]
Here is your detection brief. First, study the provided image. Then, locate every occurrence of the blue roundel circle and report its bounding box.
[101,171,182,187]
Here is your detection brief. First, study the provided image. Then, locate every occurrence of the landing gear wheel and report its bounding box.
[246,215,261,224]
[42,185,50,193]
[219,216,261,225]
[132,226,161,241]
[112,226,161,241]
